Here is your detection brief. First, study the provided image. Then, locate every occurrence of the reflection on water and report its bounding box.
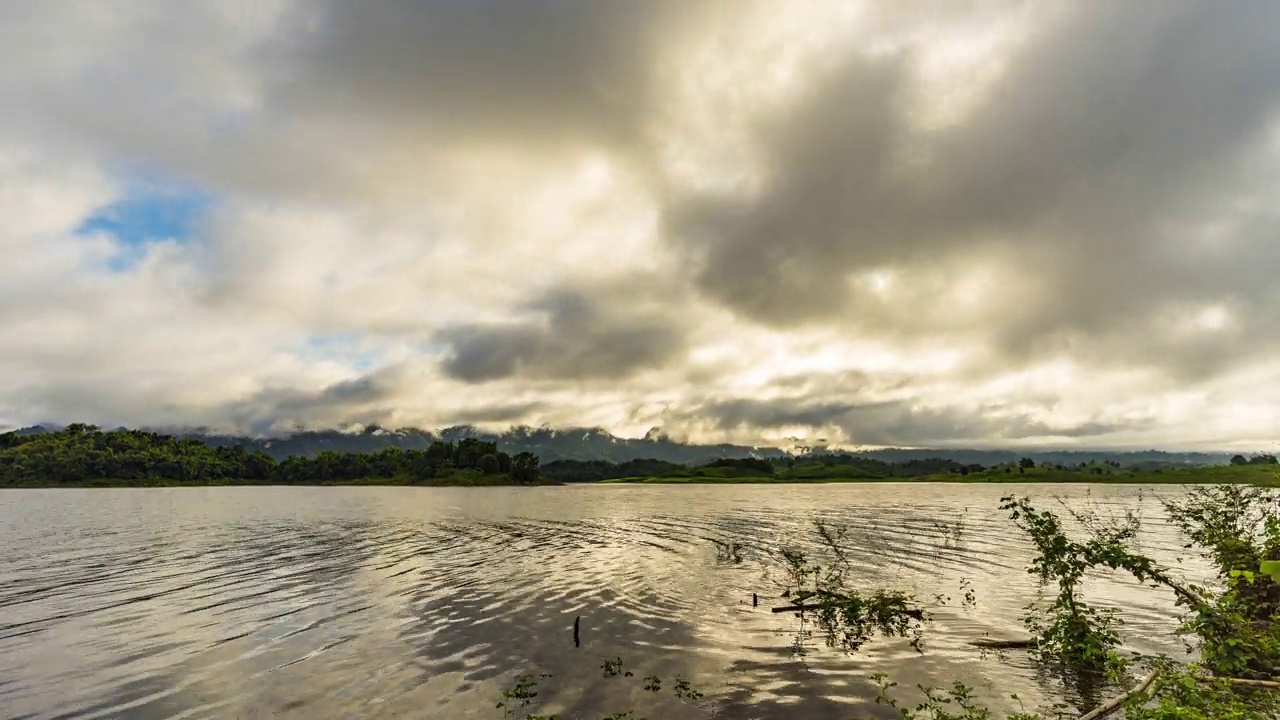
[0,484,1211,719]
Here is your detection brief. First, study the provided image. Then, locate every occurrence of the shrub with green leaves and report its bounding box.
[497,486,1280,720]
[777,520,929,653]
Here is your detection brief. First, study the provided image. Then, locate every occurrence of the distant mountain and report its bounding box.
[6,423,1237,467]
[189,425,789,464]
[10,424,62,436]
[849,448,1233,468]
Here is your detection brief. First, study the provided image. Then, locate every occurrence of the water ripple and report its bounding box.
[0,483,1217,719]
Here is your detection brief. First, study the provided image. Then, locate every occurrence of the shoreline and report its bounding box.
[3,468,1273,489]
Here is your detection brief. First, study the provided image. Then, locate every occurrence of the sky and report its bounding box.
[2,1,1280,449]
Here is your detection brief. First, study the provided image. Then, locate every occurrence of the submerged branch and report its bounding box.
[1205,676,1280,691]
[770,603,924,620]
[1076,670,1159,720]
[968,637,1037,649]
[1144,570,1214,611]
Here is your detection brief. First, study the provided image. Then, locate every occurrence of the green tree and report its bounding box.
[511,452,539,484]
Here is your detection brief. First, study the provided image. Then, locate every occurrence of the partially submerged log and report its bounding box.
[1077,670,1159,720]
[1074,671,1279,720]
[771,603,924,619]
[969,637,1036,649]
[1203,676,1280,691]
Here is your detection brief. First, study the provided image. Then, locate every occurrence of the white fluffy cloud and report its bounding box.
[2,1,1280,449]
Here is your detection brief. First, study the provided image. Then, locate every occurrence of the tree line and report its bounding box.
[0,425,540,486]
[540,454,990,482]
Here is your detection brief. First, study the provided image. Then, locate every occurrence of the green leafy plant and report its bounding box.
[1162,485,1280,679]
[497,486,1280,720]
[1262,561,1280,583]
[777,520,929,653]
[496,674,553,720]
[496,661,706,720]
[1000,496,1140,678]
[860,673,1040,720]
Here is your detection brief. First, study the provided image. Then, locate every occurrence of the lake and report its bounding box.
[0,484,1213,719]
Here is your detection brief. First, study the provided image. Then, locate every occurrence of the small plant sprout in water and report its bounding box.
[496,673,553,720]
[497,661,709,720]
[711,537,745,564]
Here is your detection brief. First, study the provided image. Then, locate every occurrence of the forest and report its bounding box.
[3,425,1276,488]
[0,425,540,486]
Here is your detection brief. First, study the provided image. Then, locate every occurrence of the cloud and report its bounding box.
[260,0,681,151]
[695,397,1140,448]
[667,2,1280,378]
[436,289,686,383]
[2,1,1280,448]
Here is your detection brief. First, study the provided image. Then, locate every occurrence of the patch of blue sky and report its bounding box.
[75,176,215,271]
[304,332,381,372]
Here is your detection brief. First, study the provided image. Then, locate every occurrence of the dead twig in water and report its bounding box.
[771,603,924,620]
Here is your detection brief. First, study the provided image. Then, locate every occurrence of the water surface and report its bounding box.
[0,484,1212,719]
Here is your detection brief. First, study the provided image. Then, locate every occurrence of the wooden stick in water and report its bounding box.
[771,603,924,619]
[1077,671,1159,720]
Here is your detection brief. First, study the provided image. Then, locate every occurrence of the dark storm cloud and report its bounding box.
[669,53,911,324]
[263,0,684,151]
[668,2,1280,378]
[449,401,547,424]
[704,398,861,430]
[436,290,686,383]
[698,396,1139,447]
[6,1,1280,445]
[5,363,409,438]
[224,367,410,433]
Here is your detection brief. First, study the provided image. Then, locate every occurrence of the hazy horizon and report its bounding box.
[4,2,1280,450]
[4,421,1275,456]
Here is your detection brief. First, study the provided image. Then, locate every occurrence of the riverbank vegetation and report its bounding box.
[2,425,1275,488]
[601,463,1278,486]
[494,484,1279,719]
[0,424,542,486]
[562,453,1278,485]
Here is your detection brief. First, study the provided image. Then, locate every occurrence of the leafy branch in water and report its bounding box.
[1000,495,1142,679]
[861,673,1041,720]
[778,519,929,653]
[498,486,1280,720]
[1162,485,1280,680]
[866,488,1280,719]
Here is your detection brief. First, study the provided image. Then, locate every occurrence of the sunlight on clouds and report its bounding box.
[1190,305,1232,333]
[655,1,864,196]
[854,269,894,295]
[2,1,1280,447]
[904,6,1034,136]
[1160,302,1240,340]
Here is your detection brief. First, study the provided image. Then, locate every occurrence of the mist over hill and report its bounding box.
[10,424,1236,467]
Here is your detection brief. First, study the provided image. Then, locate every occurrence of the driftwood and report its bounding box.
[1074,672,1279,720]
[1150,573,1213,611]
[771,603,924,619]
[1077,670,1159,720]
[969,637,1036,649]
[1202,676,1280,691]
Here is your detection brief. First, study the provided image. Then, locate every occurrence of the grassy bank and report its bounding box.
[0,473,565,489]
